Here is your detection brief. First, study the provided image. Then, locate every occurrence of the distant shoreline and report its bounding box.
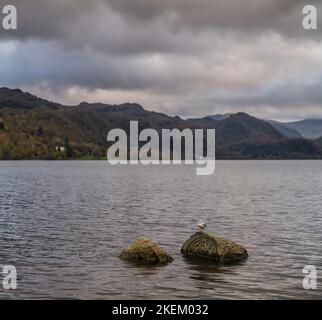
[1,88,322,161]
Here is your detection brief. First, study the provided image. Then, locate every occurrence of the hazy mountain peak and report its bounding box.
[269,119,322,139]
[266,120,302,139]
[207,113,233,121]
[289,120,322,139]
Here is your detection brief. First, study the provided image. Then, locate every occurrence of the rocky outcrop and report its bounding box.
[181,232,248,263]
[120,238,173,265]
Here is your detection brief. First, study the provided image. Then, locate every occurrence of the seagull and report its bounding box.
[197,220,207,231]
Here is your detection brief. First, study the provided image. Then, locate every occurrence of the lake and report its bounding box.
[0,161,321,299]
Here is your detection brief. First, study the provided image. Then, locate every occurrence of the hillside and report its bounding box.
[215,113,284,145]
[279,119,322,140]
[1,88,322,160]
[266,120,302,139]
[209,114,304,139]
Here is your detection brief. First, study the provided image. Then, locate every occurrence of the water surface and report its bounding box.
[0,161,321,299]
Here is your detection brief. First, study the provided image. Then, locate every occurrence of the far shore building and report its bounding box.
[56,146,65,152]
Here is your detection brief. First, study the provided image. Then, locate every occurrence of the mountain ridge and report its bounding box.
[266,120,303,139]
[278,119,322,140]
[1,88,322,160]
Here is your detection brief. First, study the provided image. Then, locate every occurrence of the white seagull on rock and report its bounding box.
[197,220,207,231]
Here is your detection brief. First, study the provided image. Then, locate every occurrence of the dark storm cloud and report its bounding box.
[4,0,321,37]
[109,0,307,32]
[0,0,321,119]
[2,0,321,50]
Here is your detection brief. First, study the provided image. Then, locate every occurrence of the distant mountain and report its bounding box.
[181,113,286,147]
[207,114,232,121]
[215,113,284,145]
[278,119,322,140]
[218,113,322,140]
[1,88,322,160]
[266,120,302,139]
[211,114,304,139]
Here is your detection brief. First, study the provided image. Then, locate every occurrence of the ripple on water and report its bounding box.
[0,161,322,299]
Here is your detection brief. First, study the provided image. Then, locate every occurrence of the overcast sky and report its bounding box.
[0,0,321,120]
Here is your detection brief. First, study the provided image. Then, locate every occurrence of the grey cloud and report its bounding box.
[107,0,322,37]
[0,0,321,120]
[2,0,322,46]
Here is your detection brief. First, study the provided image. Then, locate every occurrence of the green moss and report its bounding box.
[120,238,173,265]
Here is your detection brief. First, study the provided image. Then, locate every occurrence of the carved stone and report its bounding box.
[181,232,248,263]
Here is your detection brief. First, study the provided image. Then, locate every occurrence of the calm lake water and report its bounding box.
[0,161,321,300]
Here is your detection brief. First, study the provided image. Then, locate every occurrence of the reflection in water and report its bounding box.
[123,261,168,277]
[185,259,222,283]
[0,161,322,299]
[183,256,245,285]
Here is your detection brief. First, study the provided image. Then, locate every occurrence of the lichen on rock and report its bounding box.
[120,238,173,265]
[181,231,248,264]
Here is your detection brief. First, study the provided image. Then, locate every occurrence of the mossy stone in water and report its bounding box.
[181,232,248,263]
[120,238,173,265]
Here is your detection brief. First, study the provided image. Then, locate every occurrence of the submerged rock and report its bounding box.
[120,238,173,265]
[181,232,248,263]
